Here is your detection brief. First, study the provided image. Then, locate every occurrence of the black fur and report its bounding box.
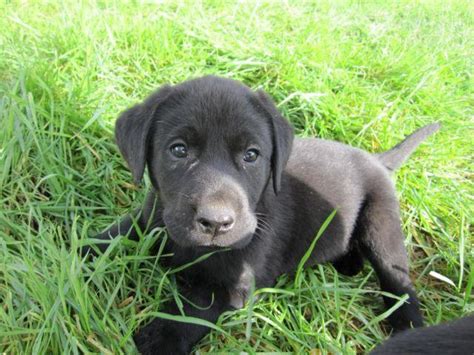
[83,76,440,354]
[371,314,474,355]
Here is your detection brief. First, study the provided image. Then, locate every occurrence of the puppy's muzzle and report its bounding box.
[188,173,257,247]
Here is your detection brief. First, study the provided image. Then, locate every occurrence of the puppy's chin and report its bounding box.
[208,232,254,249]
[166,228,255,250]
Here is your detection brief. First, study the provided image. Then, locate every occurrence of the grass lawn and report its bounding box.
[1,1,473,353]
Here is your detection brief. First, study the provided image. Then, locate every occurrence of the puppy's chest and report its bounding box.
[228,262,255,309]
[197,259,258,309]
[172,251,256,308]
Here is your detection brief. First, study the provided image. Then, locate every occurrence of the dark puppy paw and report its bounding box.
[134,320,188,355]
[385,288,423,332]
[79,244,99,258]
[332,247,364,276]
[80,236,112,258]
[388,305,424,332]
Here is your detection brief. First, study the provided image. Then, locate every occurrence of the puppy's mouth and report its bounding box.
[163,211,258,249]
[190,230,255,249]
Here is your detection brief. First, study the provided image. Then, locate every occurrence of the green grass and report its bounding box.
[1,1,473,353]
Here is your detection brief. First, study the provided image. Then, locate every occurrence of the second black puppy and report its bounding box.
[86,76,439,354]
[371,314,474,355]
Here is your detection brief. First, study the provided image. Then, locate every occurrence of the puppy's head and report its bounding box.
[115,76,293,249]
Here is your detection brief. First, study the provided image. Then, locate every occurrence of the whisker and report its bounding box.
[256,216,275,236]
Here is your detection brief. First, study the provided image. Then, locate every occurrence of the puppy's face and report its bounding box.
[115,76,293,249]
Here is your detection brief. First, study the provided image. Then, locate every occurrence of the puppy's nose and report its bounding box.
[196,207,235,236]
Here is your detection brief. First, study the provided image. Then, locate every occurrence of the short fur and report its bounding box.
[371,314,474,355]
[83,76,440,354]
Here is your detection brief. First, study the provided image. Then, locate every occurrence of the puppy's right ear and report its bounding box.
[115,85,173,184]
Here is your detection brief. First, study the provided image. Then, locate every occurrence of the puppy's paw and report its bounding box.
[79,244,99,258]
[80,237,112,258]
[134,319,188,355]
[388,303,424,332]
[332,250,364,276]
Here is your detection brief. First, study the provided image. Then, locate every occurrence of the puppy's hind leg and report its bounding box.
[357,186,423,331]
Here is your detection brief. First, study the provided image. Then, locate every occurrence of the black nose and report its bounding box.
[196,207,235,236]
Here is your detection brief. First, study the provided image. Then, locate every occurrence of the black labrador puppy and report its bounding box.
[84,76,439,354]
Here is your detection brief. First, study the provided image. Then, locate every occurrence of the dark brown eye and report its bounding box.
[170,143,188,158]
[243,149,259,162]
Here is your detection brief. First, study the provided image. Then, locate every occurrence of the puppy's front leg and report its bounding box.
[134,281,231,355]
[82,191,163,255]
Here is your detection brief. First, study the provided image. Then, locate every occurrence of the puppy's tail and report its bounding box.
[377,123,440,171]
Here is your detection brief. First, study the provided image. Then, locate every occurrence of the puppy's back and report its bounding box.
[285,137,386,238]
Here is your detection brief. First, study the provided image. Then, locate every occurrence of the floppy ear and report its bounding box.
[253,90,294,194]
[115,85,173,184]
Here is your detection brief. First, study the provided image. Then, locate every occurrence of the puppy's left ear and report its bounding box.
[115,85,173,184]
[252,90,294,194]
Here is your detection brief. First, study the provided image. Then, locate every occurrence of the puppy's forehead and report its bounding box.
[180,77,255,120]
[161,77,270,139]
[177,75,252,100]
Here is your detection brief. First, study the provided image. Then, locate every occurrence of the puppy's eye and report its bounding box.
[243,149,259,163]
[170,143,188,158]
